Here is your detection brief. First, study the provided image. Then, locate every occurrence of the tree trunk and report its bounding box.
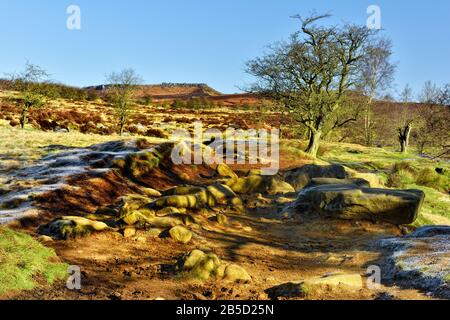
[119,115,126,136]
[417,141,426,155]
[398,123,412,153]
[119,122,124,136]
[364,112,372,146]
[364,99,374,147]
[305,130,322,157]
[20,108,28,129]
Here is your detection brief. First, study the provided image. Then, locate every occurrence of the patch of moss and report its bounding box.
[127,151,161,178]
[114,150,162,179]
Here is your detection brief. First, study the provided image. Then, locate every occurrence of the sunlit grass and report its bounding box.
[0,228,68,295]
[0,120,130,163]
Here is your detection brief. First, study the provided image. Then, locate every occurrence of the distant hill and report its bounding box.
[85,83,259,106]
[136,83,223,99]
[85,83,221,97]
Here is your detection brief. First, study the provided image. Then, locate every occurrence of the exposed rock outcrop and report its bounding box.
[304,177,370,189]
[284,164,347,191]
[291,185,424,225]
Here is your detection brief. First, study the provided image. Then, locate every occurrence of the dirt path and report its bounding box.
[6,195,434,301]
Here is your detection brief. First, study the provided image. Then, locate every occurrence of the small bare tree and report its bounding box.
[397,84,417,153]
[246,14,375,157]
[8,62,49,128]
[357,37,396,147]
[413,82,450,155]
[106,69,143,136]
[418,80,440,104]
[399,84,413,103]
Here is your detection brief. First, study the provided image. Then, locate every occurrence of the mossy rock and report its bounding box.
[155,188,215,209]
[217,164,238,179]
[163,185,205,196]
[155,184,244,213]
[156,207,182,217]
[222,264,252,283]
[216,214,229,226]
[176,250,251,283]
[206,183,238,205]
[38,216,110,240]
[146,216,184,228]
[226,175,271,194]
[114,151,162,179]
[122,210,184,228]
[118,194,154,217]
[177,250,222,281]
[121,208,156,226]
[155,194,200,209]
[169,226,193,244]
[225,175,292,195]
[147,228,163,237]
[268,178,296,195]
[140,187,162,197]
[123,227,137,238]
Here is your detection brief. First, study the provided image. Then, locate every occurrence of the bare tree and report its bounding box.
[396,85,417,153]
[418,80,440,104]
[437,83,450,106]
[246,14,375,157]
[7,62,49,128]
[399,84,413,103]
[410,82,450,155]
[357,37,396,147]
[106,69,143,136]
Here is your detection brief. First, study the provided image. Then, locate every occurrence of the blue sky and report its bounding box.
[0,0,449,97]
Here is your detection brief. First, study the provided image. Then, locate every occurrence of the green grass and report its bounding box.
[324,145,426,170]
[0,228,68,295]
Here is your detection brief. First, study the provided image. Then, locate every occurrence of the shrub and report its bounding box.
[387,162,450,193]
[416,168,449,193]
[387,170,414,188]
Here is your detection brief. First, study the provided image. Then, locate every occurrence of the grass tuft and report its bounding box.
[0,228,68,296]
